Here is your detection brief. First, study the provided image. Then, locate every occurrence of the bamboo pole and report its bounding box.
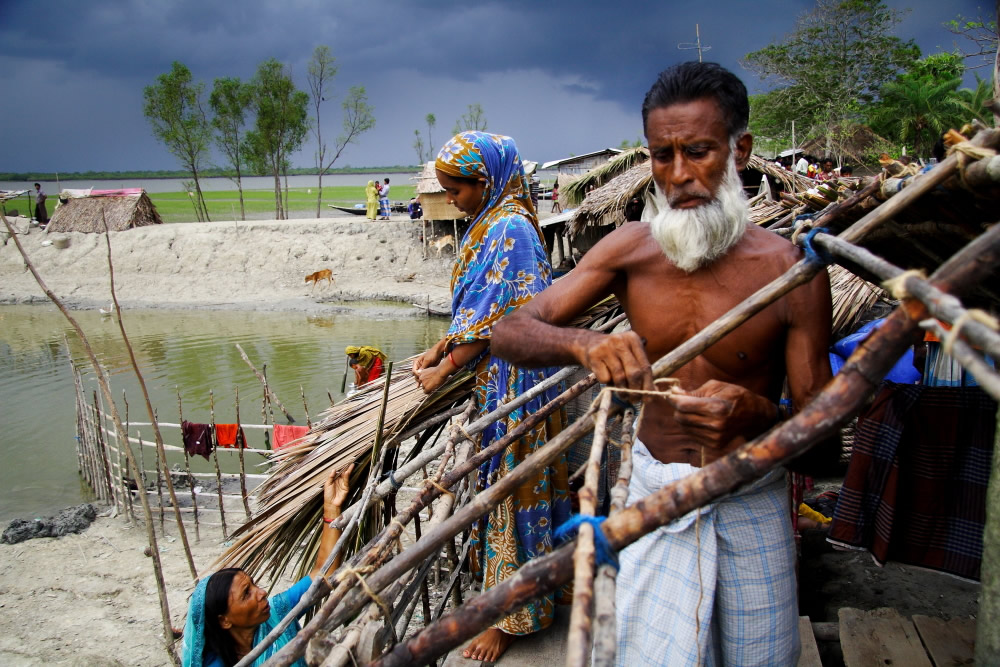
[370,213,1000,667]
[209,390,228,539]
[592,408,635,667]
[1,211,181,665]
[122,393,137,523]
[150,434,165,533]
[263,363,276,425]
[566,390,613,667]
[811,231,1000,360]
[236,386,251,520]
[177,389,200,541]
[301,385,312,429]
[99,220,197,578]
[236,343,296,423]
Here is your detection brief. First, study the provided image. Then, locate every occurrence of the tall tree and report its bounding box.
[143,61,212,221]
[209,77,253,220]
[452,103,488,134]
[742,0,919,155]
[307,45,376,218]
[425,113,436,154]
[245,59,310,220]
[413,129,426,163]
[945,13,999,71]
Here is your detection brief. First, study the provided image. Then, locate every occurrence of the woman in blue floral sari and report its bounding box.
[413,131,571,662]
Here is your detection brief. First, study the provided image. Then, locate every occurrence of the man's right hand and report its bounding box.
[579,331,652,391]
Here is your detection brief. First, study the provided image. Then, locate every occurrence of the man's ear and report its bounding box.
[218,614,232,630]
[732,132,753,171]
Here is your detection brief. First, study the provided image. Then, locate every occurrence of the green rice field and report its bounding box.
[149,185,416,222]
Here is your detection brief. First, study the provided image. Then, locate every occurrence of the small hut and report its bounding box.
[45,188,162,233]
[414,162,463,221]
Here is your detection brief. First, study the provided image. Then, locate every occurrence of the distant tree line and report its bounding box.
[142,47,376,221]
[0,166,422,182]
[744,0,997,166]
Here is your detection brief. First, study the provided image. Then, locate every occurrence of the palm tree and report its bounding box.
[956,76,996,126]
[869,75,965,157]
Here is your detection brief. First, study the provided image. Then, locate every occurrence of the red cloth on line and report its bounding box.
[181,421,213,460]
[215,423,246,449]
[273,424,310,451]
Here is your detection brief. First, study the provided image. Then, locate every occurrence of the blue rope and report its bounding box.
[554,515,619,570]
[802,226,833,266]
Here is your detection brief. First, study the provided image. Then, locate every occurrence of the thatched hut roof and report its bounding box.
[800,124,888,166]
[566,155,824,236]
[46,190,162,233]
[415,162,443,195]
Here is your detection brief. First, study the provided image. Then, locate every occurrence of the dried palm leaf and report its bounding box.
[829,264,889,337]
[214,298,624,584]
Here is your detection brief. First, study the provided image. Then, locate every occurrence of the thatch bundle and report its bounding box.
[828,264,890,337]
[747,155,815,193]
[46,191,162,233]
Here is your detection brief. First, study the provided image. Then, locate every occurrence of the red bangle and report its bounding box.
[323,516,334,524]
[448,350,459,368]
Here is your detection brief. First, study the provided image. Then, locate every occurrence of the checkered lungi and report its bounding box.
[379,197,391,218]
[615,440,799,666]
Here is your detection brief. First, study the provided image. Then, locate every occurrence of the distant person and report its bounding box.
[33,183,48,226]
[839,165,854,177]
[551,179,561,214]
[407,196,423,220]
[624,195,644,222]
[378,177,391,220]
[817,158,836,181]
[365,180,378,221]
[346,345,387,385]
[794,153,809,175]
[529,175,540,211]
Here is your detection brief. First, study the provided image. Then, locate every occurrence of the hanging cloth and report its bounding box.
[181,421,213,460]
[214,423,246,449]
[273,424,310,451]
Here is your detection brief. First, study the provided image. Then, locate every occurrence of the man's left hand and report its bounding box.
[666,379,774,452]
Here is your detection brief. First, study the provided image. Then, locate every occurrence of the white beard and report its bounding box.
[644,159,749,273]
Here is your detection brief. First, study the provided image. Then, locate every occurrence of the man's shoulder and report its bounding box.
[735,224,802,270]
[580,221,659,270]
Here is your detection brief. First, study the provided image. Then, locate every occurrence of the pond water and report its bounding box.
[0,304,447,523]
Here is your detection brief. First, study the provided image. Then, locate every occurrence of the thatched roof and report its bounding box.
[563,148,649,207]
[46,190,162,233]
[566,155,836,236]
[415,162,443,195]
[800,124,889,166]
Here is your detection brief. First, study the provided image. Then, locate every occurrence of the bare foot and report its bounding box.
[462,627,515,662]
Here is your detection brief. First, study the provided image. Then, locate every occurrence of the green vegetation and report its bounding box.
[148,185,415,223]
[744,1,996,165]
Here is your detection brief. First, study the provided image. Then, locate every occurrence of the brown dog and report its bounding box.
[430,234,455,257]
[305,269,334,290]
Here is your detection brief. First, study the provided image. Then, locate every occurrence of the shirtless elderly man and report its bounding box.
[492,62,833,665]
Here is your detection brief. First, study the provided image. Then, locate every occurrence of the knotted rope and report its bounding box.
[554,515,619,570]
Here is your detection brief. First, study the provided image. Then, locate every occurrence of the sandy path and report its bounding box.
[1,216,455,313]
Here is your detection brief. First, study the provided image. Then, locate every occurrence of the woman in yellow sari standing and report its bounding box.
[365,180,378,221]
[412,131,570,662]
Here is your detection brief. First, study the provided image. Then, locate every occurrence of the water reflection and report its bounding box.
[0,304,447,522]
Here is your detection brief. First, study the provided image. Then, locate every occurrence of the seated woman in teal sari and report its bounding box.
[181,465,352,667]
[413,131,570,662]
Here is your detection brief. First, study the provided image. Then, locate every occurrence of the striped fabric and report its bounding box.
[616,441,800,666]
[829,382,996,580]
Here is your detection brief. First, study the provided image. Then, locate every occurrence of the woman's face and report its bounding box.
[436,169,487,217]
[220,571,270,630]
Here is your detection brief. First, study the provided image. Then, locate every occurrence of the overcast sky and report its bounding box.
[0,0,989,173]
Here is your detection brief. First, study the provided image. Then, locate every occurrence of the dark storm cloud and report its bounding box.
[0,0,986,173]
